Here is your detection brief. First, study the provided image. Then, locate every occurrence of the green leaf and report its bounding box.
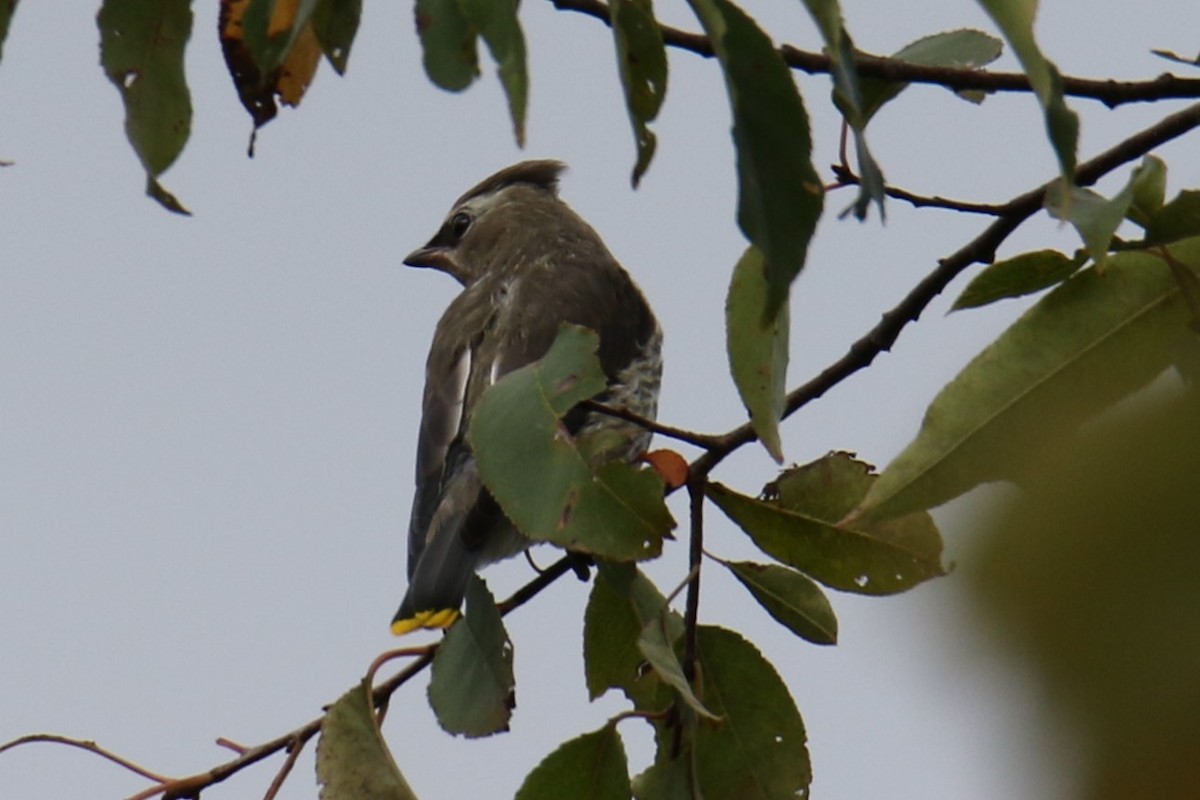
[799,0,885,220]
[1128,155,1167,225]
[584,562,680,707]
[457,0,527,146]
[469,325,673,562]
[316,680,418,800]
[312,0,361,74]
[951,249,1083,311]
[686,0,824,320]
[856,240,1200,522]
[427,576,514,738]
[720,560,837,645]
[516,724,632,800]
[708,453,945,595]
[1145,190,1200,247]
[0,0,17,62]
[414,0,479,92]
[610,0,667,187]
[693,626,811,800]
[859,29,1004,122]
[97,0,193,215]
[726,246,789,462]
[976,0,1078,183]
[638,608,720,722]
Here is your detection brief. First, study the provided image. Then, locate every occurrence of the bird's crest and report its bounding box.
[454,159,566,206]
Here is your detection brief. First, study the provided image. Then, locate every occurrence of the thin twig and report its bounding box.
[261,735,306,800]
[682,476,705,681]
[581,399,722,449]
[550,0,1200,108]
[0,734,169,784]
[831,164,1008,216]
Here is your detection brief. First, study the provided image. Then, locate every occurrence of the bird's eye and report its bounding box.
[449,211,472,239]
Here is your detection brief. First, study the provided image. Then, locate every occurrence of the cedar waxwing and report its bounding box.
[391,160,662,635]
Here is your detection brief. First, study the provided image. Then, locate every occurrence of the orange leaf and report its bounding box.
[642,449,688,490]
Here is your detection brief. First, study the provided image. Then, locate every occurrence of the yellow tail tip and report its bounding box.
[390,608,461,636]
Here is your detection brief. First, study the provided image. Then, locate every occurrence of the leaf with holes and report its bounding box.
[97,0,193,214]
[709,452,945,595]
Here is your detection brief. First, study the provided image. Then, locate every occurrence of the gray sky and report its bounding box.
[3,1,1197,797]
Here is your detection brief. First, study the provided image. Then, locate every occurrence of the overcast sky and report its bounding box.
[3,1,1198,798]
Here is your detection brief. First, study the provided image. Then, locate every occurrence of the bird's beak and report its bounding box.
[403,245,444,269]
[403,245,471,285]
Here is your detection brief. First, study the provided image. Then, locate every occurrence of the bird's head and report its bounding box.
[403,159,569,286]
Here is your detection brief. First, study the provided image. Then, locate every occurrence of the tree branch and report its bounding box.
[691,100,1200,477]
[4,555,580,800]
[550,0,1200,107]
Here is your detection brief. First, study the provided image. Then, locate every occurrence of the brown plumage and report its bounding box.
[392,160,662,634]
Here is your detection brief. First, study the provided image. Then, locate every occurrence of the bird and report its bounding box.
[391,159,663,635]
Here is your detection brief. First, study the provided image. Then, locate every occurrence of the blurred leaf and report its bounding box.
[414,0,478,91]
[311,0,361,74]
[1127,155,1166,226]
[1045,182,1133,271]
[0,0,17,62]
[799,0,884,219]
[686,0,824,320]
[1145,190,1200,247]
[1047,158,1162,269]
[693,626,811,800]
[97,0,193,215]
[1151,48,1200,67]
[316,680,418,800]
[859,29,1004,121]
[584,562,680,706]
[470,325,673,561]
[726,246,789,462]
[857,240,1200,521]
[610,0,667,186]
[515,724,632,800]
[708,453,945,595]
[457,0,527,146]
[952,249,1084,311]
[976,0,1078,183]
[721,559,838,645]
[428,576,514,738]
[968,388,1200,800]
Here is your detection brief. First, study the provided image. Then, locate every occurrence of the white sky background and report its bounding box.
[2,1,1197,798]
